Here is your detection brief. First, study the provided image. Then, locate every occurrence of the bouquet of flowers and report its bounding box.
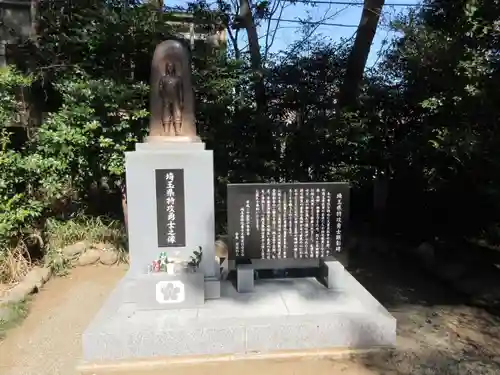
[147,247,203,275]
[148,251,176,274]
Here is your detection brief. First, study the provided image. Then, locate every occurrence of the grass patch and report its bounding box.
[43,214,128,275]
[0,242,33,284]
[0,214,128,282]
[0,298,30,340]
[45,214,127,250]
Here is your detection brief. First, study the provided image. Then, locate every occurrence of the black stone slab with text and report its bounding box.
[227,182,350,260]
[155,169,186,247]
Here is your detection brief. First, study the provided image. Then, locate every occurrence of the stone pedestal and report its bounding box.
[81,138,223,365]
[125,139,218,281]
[124,271,205,310]
[81,274,396,363]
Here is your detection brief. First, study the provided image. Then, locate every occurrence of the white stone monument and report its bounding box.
[125,138,221,307]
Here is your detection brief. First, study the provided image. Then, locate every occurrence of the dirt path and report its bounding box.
[0,249,500,375]
[0,265,127,375]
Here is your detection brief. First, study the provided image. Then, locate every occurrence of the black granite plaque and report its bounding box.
[227,182,350,260]
[155,169,186,247]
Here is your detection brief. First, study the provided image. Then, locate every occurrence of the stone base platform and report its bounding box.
[82,271,396,364]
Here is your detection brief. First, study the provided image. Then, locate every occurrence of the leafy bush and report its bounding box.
[0,64,147,279]
[0,67,47,250]
[32,70,149,205]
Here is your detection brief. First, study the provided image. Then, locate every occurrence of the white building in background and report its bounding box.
[0,0,36,67]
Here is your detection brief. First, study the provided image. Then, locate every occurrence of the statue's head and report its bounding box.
[165,62,175,75]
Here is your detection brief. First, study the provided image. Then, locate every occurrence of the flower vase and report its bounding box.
[166,263,176,275]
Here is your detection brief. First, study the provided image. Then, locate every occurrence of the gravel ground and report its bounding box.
[0,265,127,375]
[0,248,499,375]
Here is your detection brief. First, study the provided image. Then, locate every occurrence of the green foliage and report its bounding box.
[2,0,500,272]
[0,68,32,126]
[34,0,176,81]
[0,1,154,265]
[33,71,149,199]
[188,246,203,268]
[0,67,48,250]
[369,0,500,239]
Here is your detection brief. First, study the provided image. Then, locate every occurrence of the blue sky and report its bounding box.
[167,0,421,67]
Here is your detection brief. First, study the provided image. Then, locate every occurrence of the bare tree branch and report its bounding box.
[239,31,273,53]
[281,5,350,61]
[263,0,289,61]
[227,27,241,58]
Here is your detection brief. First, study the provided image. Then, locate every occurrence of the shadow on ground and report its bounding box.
[348,244,466,309]
[347,239,500,375]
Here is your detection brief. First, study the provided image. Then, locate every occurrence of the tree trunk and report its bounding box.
[239,0,266,111]
[338,0,385,109]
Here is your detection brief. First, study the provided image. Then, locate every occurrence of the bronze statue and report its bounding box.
[159,61,183,135]
[148,39,197,139]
